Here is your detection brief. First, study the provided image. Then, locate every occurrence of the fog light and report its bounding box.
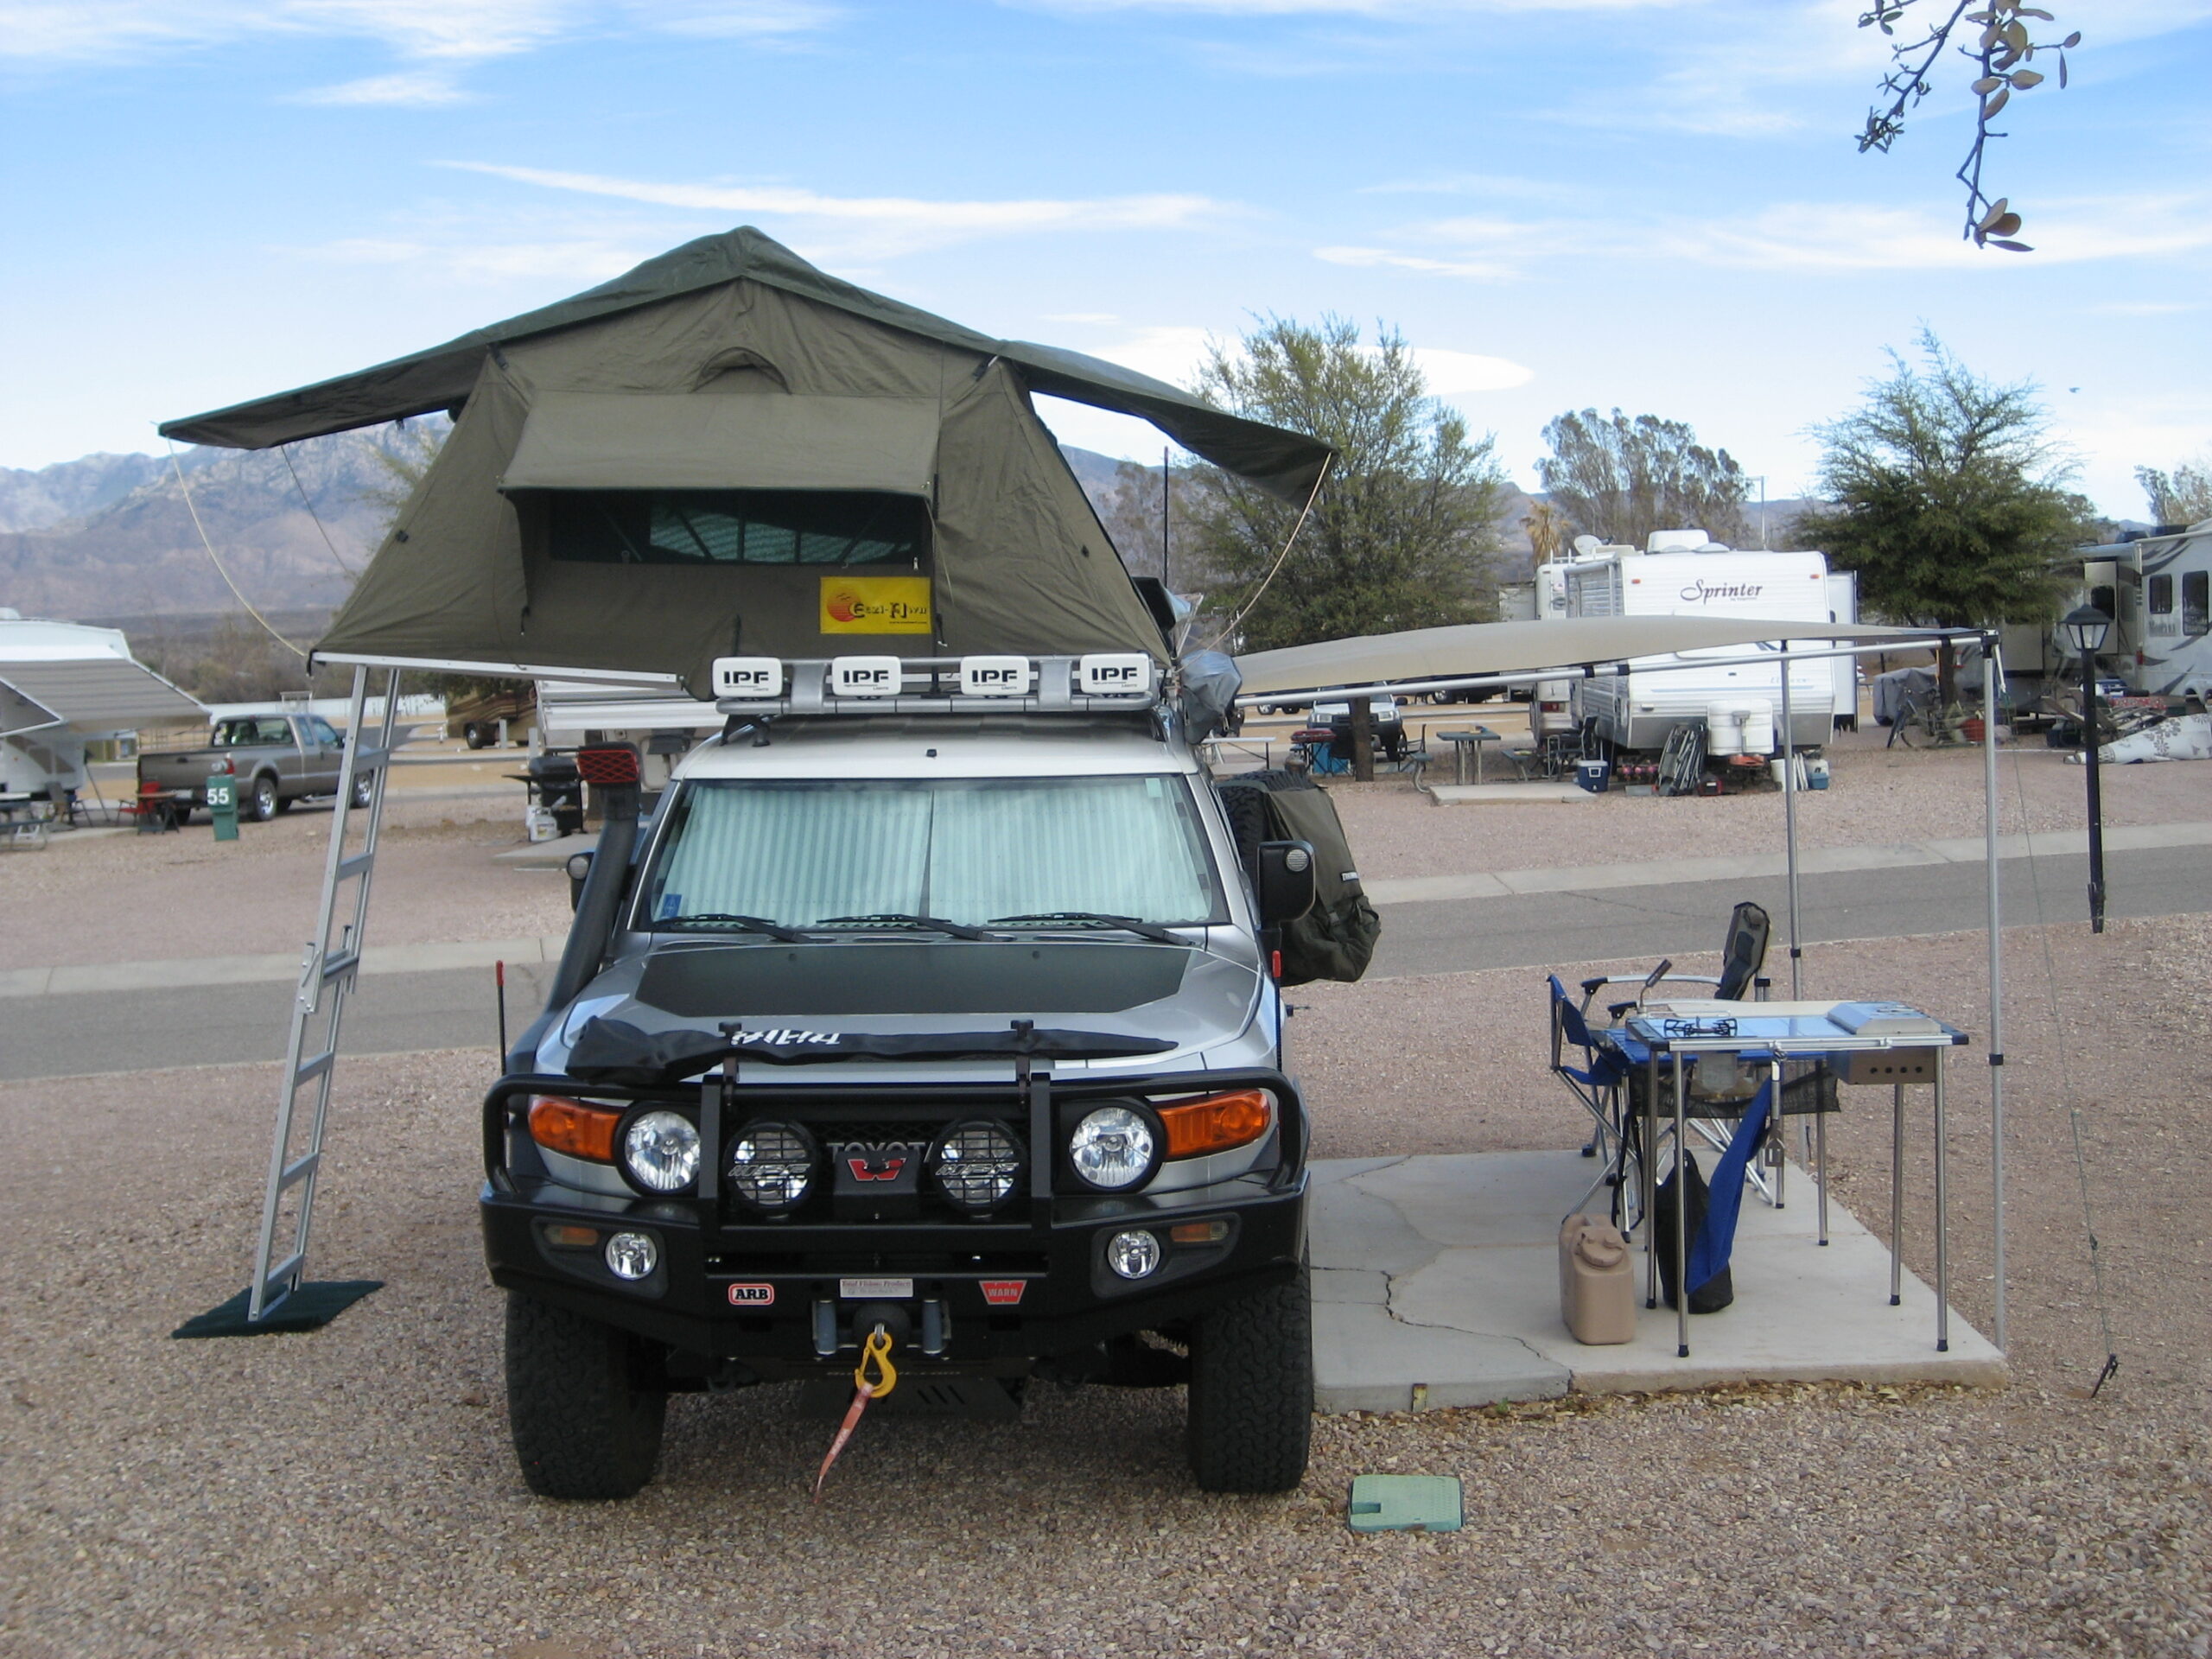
[1106,1230,1161,1281]
[604,1231,658,1280]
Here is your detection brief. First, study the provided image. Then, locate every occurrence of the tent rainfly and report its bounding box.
[161,226,1335,696]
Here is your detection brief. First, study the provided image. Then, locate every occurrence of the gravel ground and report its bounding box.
[0,798,570,967]
[1323,726,2208,882]
[3,912,2205,1657]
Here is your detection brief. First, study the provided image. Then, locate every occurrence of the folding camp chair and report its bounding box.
[1548,975,1635,1227]
[1579,901,1771,1020]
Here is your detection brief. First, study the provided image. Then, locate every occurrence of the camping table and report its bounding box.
[1433,727,1500,785]
[0,793,51,850]
[1605,1003,1968,1361]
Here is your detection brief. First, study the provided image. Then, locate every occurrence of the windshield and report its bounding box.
[639,775,1224,932]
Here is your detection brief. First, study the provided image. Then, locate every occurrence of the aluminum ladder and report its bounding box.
[245,665,400,1322]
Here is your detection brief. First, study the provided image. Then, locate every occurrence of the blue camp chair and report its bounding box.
[1548,974,1634,1224]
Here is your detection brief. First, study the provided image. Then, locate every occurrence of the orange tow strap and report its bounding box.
[811,1325,897,1501]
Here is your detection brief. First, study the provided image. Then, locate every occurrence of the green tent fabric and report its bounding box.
[156,230,1332,693]
[160,226,1329,502]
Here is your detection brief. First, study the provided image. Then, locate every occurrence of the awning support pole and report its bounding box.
[1983,645,2007,1351]
[1779,645,1802,999]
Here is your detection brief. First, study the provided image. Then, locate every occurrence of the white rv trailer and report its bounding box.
[1564,536,1836,752]
[1524,538,1632,742]
[0,613,205,798]
[1825,569,1860,731]
[2094,523,2212,702]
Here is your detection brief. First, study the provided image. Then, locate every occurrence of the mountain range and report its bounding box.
[1,430,1820,634]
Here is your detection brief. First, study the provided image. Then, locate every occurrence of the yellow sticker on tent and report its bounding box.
[820,576,933,635]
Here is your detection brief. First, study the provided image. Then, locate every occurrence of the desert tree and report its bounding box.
[1796,329,2091,702]
[1185,315,1510,652]
[1537,409,1750,550]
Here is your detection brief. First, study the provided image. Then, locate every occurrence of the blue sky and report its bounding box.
[3,0,2208,518]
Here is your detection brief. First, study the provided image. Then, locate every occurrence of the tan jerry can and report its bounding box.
[1559,1214,1637,1345]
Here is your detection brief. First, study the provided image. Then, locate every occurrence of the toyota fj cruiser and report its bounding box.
[483,652,1359,1498]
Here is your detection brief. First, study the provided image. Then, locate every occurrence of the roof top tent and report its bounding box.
[157,227,1333,1331]
[162,224,1332,699]
[0,613,206,798]
[1560,535,1837,753]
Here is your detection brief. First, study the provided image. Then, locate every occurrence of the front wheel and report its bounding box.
[1185,1265,1313,1494]
[505,1293,667,1500]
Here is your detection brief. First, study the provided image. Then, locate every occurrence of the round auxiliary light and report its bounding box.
[1068,1104,1160,1192]
[620,1110,702,1194]
[727,1120,818,1213]
[604,1231,658,1281]
[931,1121,1024,1214]
[1106,1230,1162,1281]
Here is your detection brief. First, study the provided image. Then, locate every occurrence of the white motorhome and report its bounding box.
[1564,534,1836,753]
[1527,538,1632,743]
[1825,569,1860,732]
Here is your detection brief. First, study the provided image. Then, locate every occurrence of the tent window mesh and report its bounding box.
[550,490,928,568]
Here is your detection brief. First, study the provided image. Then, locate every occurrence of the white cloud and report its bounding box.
[1316,244,1516,279]
[1015,0,1708,13]
[1043,311,1124,324]
[291,232,652,283]
[289,70,473,105]
[441,162,1233,257]
[0,1,836,74]
[1330,193,2212,280]
[1403,346,1534,394]
[2091,300,2202,317]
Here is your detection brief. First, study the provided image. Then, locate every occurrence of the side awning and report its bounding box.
[0,680,65,740]
[0,658,207,734]
[499,393,941,496]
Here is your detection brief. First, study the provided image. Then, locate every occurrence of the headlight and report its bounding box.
[1068,1104,1160,1192]
[620,1109,701,1193]
[727,1120,818,1213]
[931,1120,1024,1213]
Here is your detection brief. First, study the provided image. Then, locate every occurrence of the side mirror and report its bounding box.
[1255,839,1318,926]
[564,849,593,912]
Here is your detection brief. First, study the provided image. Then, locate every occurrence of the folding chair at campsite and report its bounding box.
[1548,975,1635,1226]
[1578,901,1772,1021]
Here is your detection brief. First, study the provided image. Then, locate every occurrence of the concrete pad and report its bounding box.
[1428,784,1594,806]
[1312,1300,1569,1413]
[1307,1150,2005,1413]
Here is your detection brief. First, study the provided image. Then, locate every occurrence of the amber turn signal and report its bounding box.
[1156,1090,1271,1160]
[527,1095,621,1163]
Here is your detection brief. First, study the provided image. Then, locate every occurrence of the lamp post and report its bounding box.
[2060,604,2113,932]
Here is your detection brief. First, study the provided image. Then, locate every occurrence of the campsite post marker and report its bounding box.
[2060,606,2113,933]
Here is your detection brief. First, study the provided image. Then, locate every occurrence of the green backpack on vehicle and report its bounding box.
[1215,770,1381,986]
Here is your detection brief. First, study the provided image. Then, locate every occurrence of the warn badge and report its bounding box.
[845,1153,908,1183]
[980,1280,1028,1306]
[727,1283,776,1307]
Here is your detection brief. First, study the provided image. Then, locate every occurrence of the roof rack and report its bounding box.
[710,654,1160,717]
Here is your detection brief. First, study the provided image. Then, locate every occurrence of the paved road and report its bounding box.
[3,846,2205,1082]
[0,960,555,1083]
[1368,841,2212,978]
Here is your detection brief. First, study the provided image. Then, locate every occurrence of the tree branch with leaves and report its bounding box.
[1857,2,2080,252]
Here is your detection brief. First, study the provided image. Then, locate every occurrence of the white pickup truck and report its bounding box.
[137,712,369,823]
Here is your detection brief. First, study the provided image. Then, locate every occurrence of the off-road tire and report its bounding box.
[1185,1264,1313,1493]
[505,1292,667,1500]
[245,775,280,823]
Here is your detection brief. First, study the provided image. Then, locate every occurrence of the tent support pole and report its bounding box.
[1779,645,1802,999]
[1983,645,2007,1351]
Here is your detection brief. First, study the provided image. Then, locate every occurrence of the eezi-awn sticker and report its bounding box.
[820,575,932,635]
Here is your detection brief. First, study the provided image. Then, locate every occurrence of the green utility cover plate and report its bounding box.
[1348,1474,1464,1534]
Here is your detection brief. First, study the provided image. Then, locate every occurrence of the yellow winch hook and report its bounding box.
[855,1323,898,1398]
